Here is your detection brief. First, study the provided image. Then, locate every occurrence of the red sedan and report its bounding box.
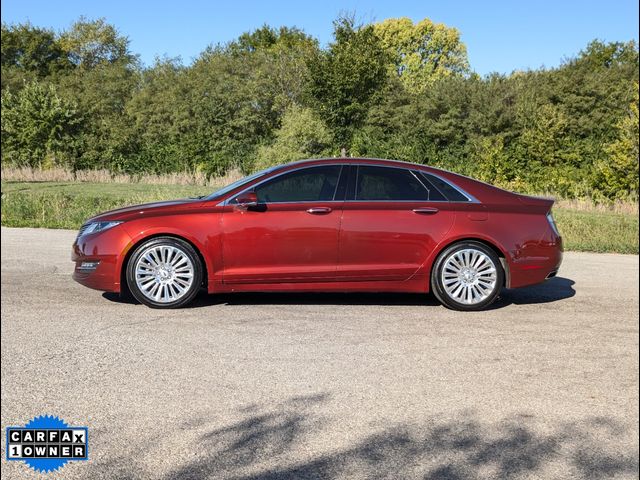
[72,158,563,311]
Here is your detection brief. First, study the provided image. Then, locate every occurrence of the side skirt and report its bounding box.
[208,274,429,294]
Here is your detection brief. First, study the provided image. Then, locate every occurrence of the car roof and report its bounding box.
[278,157,429,170]
[274,157,528,205]
[275,157,463,181]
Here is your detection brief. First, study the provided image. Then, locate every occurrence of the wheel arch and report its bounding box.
[428,236,511,289]
[119,232,209,296]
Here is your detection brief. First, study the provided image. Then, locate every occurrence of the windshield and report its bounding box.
[204,166,279,200]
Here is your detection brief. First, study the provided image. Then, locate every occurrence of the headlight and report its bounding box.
[78,221,123,237]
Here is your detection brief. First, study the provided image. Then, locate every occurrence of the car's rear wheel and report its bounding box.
[126,237,203,308]
[431,241,504,311]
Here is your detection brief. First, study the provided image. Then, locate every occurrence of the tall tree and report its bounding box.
[373,17,470,93]
[230,25,317,53]
[1,23,71,91]
[1,22,71,76]
[307,16,389,150]
[1,81,82,167]
[254,104,333,170]
[170,47,281,174]
[228,25,319,114]
[59,17,136,69]
[595,86,639,198]
[1,14,638,200]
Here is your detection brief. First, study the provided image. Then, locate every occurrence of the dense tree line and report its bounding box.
[1,16,638,199]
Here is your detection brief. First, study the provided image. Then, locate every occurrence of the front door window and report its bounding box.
[255,165,342,203]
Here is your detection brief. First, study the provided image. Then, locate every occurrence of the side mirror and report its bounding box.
[235,191,258,210]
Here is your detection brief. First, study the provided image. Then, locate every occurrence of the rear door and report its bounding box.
[221,164,346,283]
[336,165,456,281]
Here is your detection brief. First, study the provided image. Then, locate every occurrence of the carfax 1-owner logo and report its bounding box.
[5,415,88,473]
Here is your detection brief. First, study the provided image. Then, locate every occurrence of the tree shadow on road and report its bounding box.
[85,392,636,479]
[151,393,635,480]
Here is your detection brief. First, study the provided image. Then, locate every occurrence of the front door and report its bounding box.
[221,165,345,283]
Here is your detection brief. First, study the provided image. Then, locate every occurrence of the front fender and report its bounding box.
[121,218,220,289]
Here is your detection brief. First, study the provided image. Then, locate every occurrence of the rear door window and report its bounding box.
[420,172,470,202]
[355,166,429,201]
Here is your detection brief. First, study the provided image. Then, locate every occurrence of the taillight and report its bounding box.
[546,212,560,237]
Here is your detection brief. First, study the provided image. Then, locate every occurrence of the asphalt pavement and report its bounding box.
[1,227,638,479]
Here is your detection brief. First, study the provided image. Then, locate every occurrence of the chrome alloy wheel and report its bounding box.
[441,248,498,305]
[134,245,194,303]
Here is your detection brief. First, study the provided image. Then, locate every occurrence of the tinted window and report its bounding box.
[420,172,470,202]
[415,174,447,201]
[205,167,275,200]
[355,166,429,201]
[255,165,341,203]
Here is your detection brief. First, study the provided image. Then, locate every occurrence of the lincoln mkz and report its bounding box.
[72,158,563,310]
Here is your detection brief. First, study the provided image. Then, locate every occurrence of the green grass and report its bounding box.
[0,181,212,229]
[1,181,638,254]
[553,208,638,254]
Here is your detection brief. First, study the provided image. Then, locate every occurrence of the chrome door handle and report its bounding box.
[306,207,332,214]
[412,207,439,214]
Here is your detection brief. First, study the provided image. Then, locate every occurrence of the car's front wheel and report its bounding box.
[431,241,504,311]
[126,237,203,308]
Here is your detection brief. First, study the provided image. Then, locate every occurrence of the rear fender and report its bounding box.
[420,230,512,291]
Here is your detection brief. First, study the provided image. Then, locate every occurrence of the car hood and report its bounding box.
[87,198,203,223]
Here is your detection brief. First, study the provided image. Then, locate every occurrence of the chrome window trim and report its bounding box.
[217,162,479,206]
[410,170,446,201]
[349,164,479,203]
[418,170,479,203]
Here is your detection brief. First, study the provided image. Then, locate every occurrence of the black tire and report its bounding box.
[126,236,203,308]
[430,241,504,311]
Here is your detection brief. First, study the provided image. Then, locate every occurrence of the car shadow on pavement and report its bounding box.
[191,291,442,308]
[489,276,576,310]
[94,393,638,479]
[104,276,576,310]
[103,291,441,308]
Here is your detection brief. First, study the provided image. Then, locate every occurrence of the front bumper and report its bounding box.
[71,226,132,293]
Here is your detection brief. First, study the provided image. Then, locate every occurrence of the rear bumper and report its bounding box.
[509,234,563,289]
[71,226,132,293]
